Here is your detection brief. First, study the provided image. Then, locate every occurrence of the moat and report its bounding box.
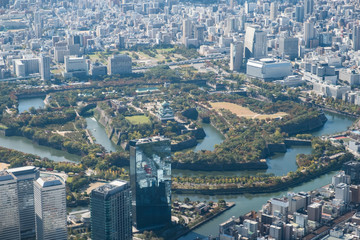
[1,98,354,239]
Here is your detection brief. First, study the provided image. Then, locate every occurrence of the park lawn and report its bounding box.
[125,115,151,125]
[66,177,73,183]
[210,102,288,119]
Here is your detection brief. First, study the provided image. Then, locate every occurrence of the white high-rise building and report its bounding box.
[304,21,315,48]
[40,54,51,81]
[0,171,21,240]
[270,2,278,21]
[34,176,67,240]
[182,19,193,45]
[335,183,351,204]
[7,166,39,240]
[244,25,267,59]
[230,41,244,72]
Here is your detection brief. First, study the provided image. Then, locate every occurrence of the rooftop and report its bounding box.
[0,171,14,182]
[36,176,63,187]
[7,166,37,176]
[92,180,129,197]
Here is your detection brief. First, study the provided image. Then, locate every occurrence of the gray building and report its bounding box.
[130,136,171,230]
[107,54,132,75]
[91,180,132,240]
[40,54,51,81]
[34,176,67,240]
[7,166,39,240]
[279,37,298,60]
[0,171,21,240]
[244,25,267,59]
[230,41,244,72]
[353,25,360,51]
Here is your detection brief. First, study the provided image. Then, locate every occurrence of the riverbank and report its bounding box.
[172,151,352,195]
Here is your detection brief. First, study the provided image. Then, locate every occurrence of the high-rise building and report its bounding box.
[279,37,299,59]
[343,161,360,183]
[0,171,21,240]
[118,34,126,49]
[230,41,244,72]
[130,136,172,230]
[304,21,315,48]
[182,19,193,45]
[307,202,322,222]
[34,176,67,240]
[270,2,278,21]
[295,5,304,23]
[107,54,132,75]
[91,180,132,240]
[229,0,236,9]
[335,183,351,204]
[194,25,205,44]
[40,54,51,81]
[353,25,360,51]
[244,25,267,59]
[7,166,39,240]
[332,171,351,186]
[304,0,314,15]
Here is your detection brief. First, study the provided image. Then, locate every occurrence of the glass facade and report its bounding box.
[130,136,171,230]
[0,171,21,240]
[34,177,67,240]
[7,166,39,240]
[91,180,132,240]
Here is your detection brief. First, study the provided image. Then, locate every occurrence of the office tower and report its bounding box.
[118,34,125,49]
[244,25,267,59]
[304,0,314,15]
[130,136,171,230]
[270,2,278,21]
[40,54,51,81]
[307,202,322,222]
[279,37,299,59]
[34,11,42,38]
[226,17,237,35]
[353,25,360,51]
[107,54,132,75]
[239,14,246,31]
[343,161,360,183]
[0,171,21,240]
[304,21,314,48]
[332,171,351,186]
[182,19,193,45]
[194,25,205,44]
[295,5,304,23]
[335,183,351,204]
[34,176,67,240]
[284,224,293,240]
[351,185,360,203]
[269,225,282,240]
[7,166,39,240]
[230,41,244,72]
[229,0,236,8]
[91,180,132,240]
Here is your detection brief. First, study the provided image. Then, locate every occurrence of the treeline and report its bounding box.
[173,138,353,192]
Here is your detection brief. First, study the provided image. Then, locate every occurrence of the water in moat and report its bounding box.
[0,99,355,239]
[18,97,45,113]
[85,117,120,153]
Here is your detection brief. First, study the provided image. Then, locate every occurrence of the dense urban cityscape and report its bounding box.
[2,0,360,239]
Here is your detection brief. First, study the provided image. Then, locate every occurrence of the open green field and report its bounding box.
[125,115,151,125]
